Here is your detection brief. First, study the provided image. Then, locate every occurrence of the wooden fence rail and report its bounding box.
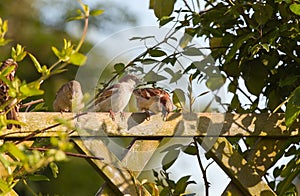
[1,112,298,195]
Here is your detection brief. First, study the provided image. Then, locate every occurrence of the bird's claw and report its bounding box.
[109,110,115,121]
[120,112,125,120]
[162,112,169,121]
[145,111,150,121]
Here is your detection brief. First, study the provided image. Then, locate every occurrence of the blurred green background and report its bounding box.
[0,0,138,195]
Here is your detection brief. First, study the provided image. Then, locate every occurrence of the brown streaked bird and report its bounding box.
[53,80,84,112]
[90,74,140,120]
[0,59,21,129]
[133,87,173,120]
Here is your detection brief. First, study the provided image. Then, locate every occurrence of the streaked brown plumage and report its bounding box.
[0,59,20,129]
[53,80,84,112]
[133,87,173,120]
[90,74,140,120]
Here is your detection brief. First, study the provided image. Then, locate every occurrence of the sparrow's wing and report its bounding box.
[94,83,121,104]
[0,81,9,104]
[134,88,168,99]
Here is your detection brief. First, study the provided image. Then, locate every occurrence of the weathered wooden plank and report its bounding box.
[222,138,292,195]
[1,112,294,195]
[72,138,151,196]
[93,139,161,195]
[122,139,161,177]
[201,137,276,196]
[0,112,298,138]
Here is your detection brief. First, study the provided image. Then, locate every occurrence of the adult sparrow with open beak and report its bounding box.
[133,87,173,120]
[0,59,21,129]
[90,74,140,120]
[53,80,84,112]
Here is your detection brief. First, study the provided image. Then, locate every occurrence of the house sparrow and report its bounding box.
[53,80,84,112]
[0,59,21,129]
[133,87,173,120]
[90,74,140,120]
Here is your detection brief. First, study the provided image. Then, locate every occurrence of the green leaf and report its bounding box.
[114,63,125,74]
[170,71,182,84]
[41,65,50,76]
[0,179,11,193]
[182,145,198,155]
[159,16,175,26]
[179,33,193,49]
[152,169,159,178]
[51,46,62,59]
[241,60,268,96]
[206,74,226,91]
[162,56,177,66]
[49,162,59,178]
[279,76,298,87]
[162,149,180,171]
[28,53,42,73]
[11,44,27,62]
[55,150,66,161]
[289,3,300,15]
[160,187,171,196]
[250,44,270,56]
[174,175,196,195]
[1,19,8,33]
[82,4,89,15]
[66,16,84,22]
[70,52,87,66]
[149,0,155,9]
[141,58,159,64]
[153,0,176,19]
[164,67,174,76]
[27,175,50,182]
[182,47,203,56]
[149,49,167,57]
[172,88,185,111]
[273,166,283,178]
[261,43,270,52]
[129,36,155,41]
[0,38,12,46]
[285,145,297,157]
[144,71,167,82]
[0,65,16,77]
[20,82,44,97]
[225,33,254,63]
[90,9,104,16]
[285,86,300,128]
[5,142,26,161]
[253,4,273,25]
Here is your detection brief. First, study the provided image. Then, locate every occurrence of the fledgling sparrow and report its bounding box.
[0,59,21,129]
[90,74,140,120]
[53,80,84,112]
[133,87,173,120]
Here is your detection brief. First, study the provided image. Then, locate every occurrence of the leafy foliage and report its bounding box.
[150,143,197,196]
[0,1,103,194]
[141,0,300,195]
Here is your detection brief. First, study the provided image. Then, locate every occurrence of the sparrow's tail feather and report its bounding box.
[6,107,21,129]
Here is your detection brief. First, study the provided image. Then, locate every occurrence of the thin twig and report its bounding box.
[20,98,44,111]
[182,0,194,12]
[29,147,104,160]
[193,137,210,196]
